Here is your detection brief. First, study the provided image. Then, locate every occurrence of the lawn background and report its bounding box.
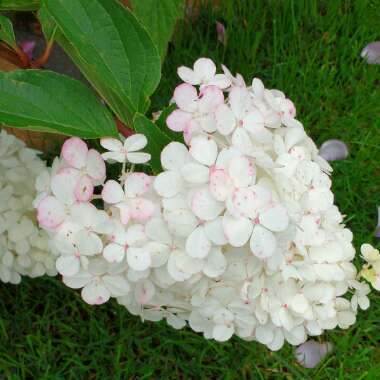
[1,0,380,378]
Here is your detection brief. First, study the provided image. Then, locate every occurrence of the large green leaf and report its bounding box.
[130,0,184,60]
[41,0,161,125]
[133,113,171,173]
[0,14,17,50]
[0,70,118,138]
[0,0,40,10]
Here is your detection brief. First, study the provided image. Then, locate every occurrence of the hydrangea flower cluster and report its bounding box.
[34,58,370,351]
[0,130,56,284]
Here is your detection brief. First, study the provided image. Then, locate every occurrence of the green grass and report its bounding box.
[1,0,380,378]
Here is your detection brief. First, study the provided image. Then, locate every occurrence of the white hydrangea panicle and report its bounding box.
[34,58,371,351]
[0,130,56,284]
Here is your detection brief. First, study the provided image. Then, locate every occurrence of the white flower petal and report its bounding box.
[56,255,80,276]
[124,134,148,152]
[250,225,277,258]
[185,226,211,258]
[102,180,125,204]
[222,213,252,247]
[259,204,289,232]
[189,135,218,166]
[193,58,216,81]
[154,171,183,198]
[127,247,151,271]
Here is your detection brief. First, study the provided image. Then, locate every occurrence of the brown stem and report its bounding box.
[116,117,134,137]
[30,39,54,69]
[13,46,30,68]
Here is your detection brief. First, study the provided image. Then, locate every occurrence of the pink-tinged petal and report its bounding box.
[231,188,258,218]
[222,213,252,247]
[319,139,348,161]
[282,98,296,118]
[51,167,80,204]
[166,109,192,132]
[193,58,216,82]
[191,188,224,221]
[189,135,218,166]
[81,282,110,305]
[375,206,380,238]
[173,83,198,112]
[129,198,155,221]
[134,280,155,304]
[249,185,272,210]
[126,152,151,164]
[86,149,106,180]
[102,180,125,204]
[295,340,333,368]
[125,172,151,197]
[177,66,199,85]
[74,175,94,202]
[116,203,131,224]
[209,168,233,201]
[61,137,88,169]
[37,196,65,229]
[184,119,202,145]
[228,155,255,188]
[124,134,147,152]
[361,41,380,64]
[215,103,236,135]
[100,137,123,152]
[250,225,277,259]
[103,243,125,263]
[56,255,80,276]
[198,85,224,112]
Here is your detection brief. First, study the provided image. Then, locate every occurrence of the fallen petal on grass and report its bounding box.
[375,206,380,238]
[361,41,380,64]
[319,139,348,161]
[295,340,334,368]
[216,21,227,45]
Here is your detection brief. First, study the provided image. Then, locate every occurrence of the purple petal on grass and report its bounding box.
[319,139,348,161]
[361,41,380,65]
[295,340,334,369]
[375,206,380,238]
[216,21,227,45]
[19,40,36,60]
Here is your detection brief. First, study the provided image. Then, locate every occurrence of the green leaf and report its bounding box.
[41,0,161,125]
[0,14,17,50]
[0,0,40,10]
[133,113,171,173]
[0,70,118,138]
[130,0,185,60]
[38,3,57,42]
